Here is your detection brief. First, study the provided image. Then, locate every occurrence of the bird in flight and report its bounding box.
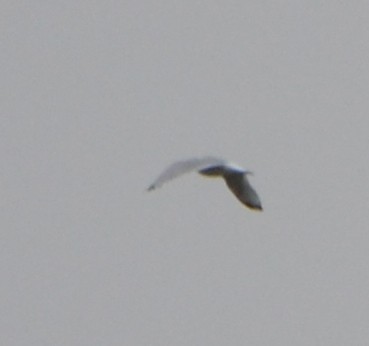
[147,156,262,210]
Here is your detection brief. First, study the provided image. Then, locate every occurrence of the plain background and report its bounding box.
[1,1,369,345]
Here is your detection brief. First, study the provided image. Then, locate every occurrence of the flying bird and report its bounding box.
[147,156,262,210]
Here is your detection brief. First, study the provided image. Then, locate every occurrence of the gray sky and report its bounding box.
[2,1,369,345]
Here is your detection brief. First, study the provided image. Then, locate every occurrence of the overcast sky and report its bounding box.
[2,1,369,345]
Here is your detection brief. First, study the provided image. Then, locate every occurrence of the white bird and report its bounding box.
[148,156,262,210]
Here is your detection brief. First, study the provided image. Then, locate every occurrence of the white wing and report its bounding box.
[147,156,226,190]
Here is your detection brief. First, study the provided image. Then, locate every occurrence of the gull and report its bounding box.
[147,156,262,210]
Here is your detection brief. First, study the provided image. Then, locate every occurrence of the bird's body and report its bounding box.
[148,156,262,210]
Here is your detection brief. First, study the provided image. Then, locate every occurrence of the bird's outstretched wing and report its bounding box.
[147,156,226,190]
[223,173,262,210]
